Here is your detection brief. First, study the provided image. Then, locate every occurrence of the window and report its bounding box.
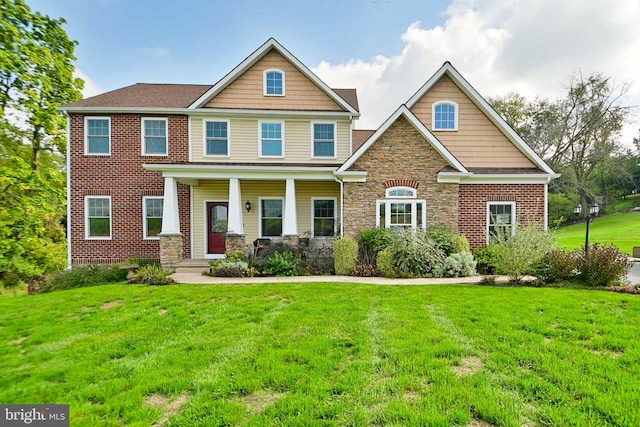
[205,120,229,156]
[264,69,284,95]
[312,199,336,237]
[376,186,426,230]
[312,122,336,158]
[260,199,283,237]
[142,118,167,155]
[85,117,110,154]
[260,122,284,157]
[143,197,163,239]
[488,202,516,243]
[433,101,458,130]
[386,187,416,198]
[85,196,111,239]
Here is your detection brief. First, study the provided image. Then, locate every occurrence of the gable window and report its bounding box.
[205,120,229,156]
[433,101,458,131]
[85,196,111,239]
[312,199,336,237]
[264,69,284,96]
[260,198,283,237]
[260,121,284,157]
[85,117,111,154]
[487,202,516,243]
[143,197,163,239]
[377,187,426,230]
[142,118,167,155]
[312,122,336,158]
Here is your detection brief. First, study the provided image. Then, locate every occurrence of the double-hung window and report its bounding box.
[264,69,284,96]
[143,197,163,239]
[142,118,167,155]
[85,117,111,154]
[85,196,111,239]
[312,199,336,237]
[205,120,229,156]
[260,121,284,157]
[433,101,458,131]
[376,187,426,230]
[260,198,283,237]
[487,202,516,243]
[312,122,336,158]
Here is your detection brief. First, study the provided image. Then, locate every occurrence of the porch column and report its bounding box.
[159,176,183,267]
[283,178,298,236]
[227,178,244,235]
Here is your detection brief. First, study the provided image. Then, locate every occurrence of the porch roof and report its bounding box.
[143,163,341,182]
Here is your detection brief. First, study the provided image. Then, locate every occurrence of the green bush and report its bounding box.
[215,261,250,277]
[548,193,576,228]
[437,251,477,278]
[425,225,458,255]
[473,245,500,275]
[263,251,299,277]
[358,227,392,264]
[128,264,174,286]
[209,251,250,276]
[492,225,557,283]
[577,243,631,287]
[535,250,578,284]
[251,242,300,272]
[334,237,358,275]
[351,264,377,277]
[376,248,397,278]
[44,265,129,292]
[389,229,445,277]
[451,234,471,254]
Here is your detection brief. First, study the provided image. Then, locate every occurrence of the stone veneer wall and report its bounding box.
[343,115,459,237]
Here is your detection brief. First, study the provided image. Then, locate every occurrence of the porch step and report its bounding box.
[174,259,211,274]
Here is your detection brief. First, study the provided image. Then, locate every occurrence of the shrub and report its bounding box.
[358,227,392,264]
[214,261,250,278]
[44,265,128,292]
[437,251,477,278]
[425,225,458,256]
[535,250,578,284]
[251,242,300,272]
[128,264,174,286]
[263,251,299,277]
[451,234,471,254]
[334,237,358,275]
[492,225,557,283]
[351,264,377,277]
[388,229,445,277]
[472,245,500,275]
[577,243,632,287]
[376,248,397,278]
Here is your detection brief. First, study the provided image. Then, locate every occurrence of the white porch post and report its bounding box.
[283,178,298,236]
[227,178,244,234]
[160,176,181,235]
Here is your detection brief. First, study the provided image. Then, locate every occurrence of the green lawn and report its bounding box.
[1,283,639,426]
[553,210,640,255]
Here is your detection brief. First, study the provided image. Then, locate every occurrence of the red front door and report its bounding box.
[207,202,228,254]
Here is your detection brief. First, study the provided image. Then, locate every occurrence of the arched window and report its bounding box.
[432,101,458,130]
[386,186,416,198]
[264,69,285,96]
[377,186,426,230]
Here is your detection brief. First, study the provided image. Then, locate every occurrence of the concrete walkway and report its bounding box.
[628,258,640,285]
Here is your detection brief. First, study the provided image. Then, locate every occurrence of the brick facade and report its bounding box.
[69,114,191,265]
[343,115,459,237]
[459,183,546,248]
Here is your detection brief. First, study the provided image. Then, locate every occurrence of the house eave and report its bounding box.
[437,172,561,184]
[333,170,368,182]
[143,163,340,181]
[58,106,359,118]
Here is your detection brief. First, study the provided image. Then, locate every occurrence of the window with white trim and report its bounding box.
[487,202,516,243]
[205,120,229,156]
[85,196,111,239]
[260,121,284,157]
[433,101,458,131]
[85,117,111,154]
[386,187,416,198]
[142,118,167,155]
[312,122,336,158]
[143,197,163,239]
[377,187,426,230]
[260,198,283,237]
[264,69,284,96]
[312,199,336,237]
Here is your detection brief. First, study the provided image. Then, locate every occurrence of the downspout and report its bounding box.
[544,177,550,231]
[334,176,344,237]
[65,111,72,270]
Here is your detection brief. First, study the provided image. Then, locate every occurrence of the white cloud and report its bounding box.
[311,0,640,145]
[73,68,103,99]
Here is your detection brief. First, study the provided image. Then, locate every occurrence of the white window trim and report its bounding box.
[432,100,459,131]
[258,120,285,158]
[202,119,231,158]
[487,201,516,244]
[259,197,285,238]
[311,197,337,237]
[311,121,337,159]
[84,116,111,155]
[85,195,112,240]
[141,117,168,156]
[263,68,285,96]
[385,186,417,199]
[376,199,427,230]
[142,196,163,240]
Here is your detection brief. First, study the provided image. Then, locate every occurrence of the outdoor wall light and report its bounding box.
[245,201,252,213]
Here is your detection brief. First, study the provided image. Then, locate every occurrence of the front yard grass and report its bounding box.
[1,283,639,426]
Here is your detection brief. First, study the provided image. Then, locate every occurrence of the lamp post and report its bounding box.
[574,202,600,256]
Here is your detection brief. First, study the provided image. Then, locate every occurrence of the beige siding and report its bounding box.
[410,76,536,168]
[205,50,345,111]
[191,179,340,258]
[190,116,351,163]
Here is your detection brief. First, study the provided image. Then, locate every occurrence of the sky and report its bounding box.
[29,0,640,143]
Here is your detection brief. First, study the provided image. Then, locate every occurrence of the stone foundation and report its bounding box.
[282,235,300,247]
[225,234,247,254]
[159,234,183,268]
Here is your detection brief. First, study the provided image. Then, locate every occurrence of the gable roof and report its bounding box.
[352,129,376,151]
[338,105,468,173]
[406,62,555,175]
[188,38,359,115]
